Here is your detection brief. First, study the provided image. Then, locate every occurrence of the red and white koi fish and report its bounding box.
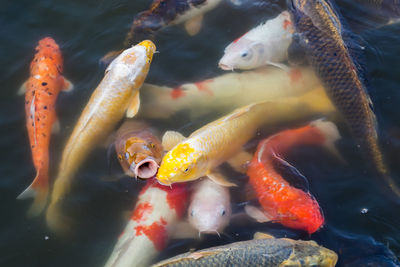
[188,178,231,235]
[104,179,188,267]
[246,120,341,234]
[139,66,322,119]
[18,37,72,216]
[219,11,293,71]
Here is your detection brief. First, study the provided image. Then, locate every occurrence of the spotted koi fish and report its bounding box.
[18,37,72,216]
[104,179,188,267]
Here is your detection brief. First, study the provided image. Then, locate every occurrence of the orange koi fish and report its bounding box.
[18,37,72,216]
[246,120,340,234]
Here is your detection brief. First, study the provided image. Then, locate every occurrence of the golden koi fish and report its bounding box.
[46,40,156,234]
[156,87,336,186]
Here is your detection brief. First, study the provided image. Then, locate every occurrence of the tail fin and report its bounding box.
[17,171,48,217]
[310,119,344,163]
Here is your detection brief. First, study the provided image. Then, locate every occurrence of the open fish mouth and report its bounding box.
[130,158,159,179]
[218,62,234,71]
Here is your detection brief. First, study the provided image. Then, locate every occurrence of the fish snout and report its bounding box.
[133,157,159,179]
[218,60,234,71]
[138,40,156,60]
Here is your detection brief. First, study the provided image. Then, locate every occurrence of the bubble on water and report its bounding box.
[361,208,368,214]
[44,236,49,240]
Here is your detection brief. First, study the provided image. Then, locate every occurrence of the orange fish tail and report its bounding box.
[17,169,49,216]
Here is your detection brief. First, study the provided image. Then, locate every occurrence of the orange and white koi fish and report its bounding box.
[156,88,336,187]
[246,120,341,234]
[139,66,321,119]
[219,11,293,71]
[18,37,72,216]
[114,121,163,179]
[188,178,231,235]
[104,179,188,267]
[46,40,156,234]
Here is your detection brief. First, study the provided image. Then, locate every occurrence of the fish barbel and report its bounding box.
[287,0,400,196]
[156,87,336,187]
[18,37,72,216]
[152,233,338,267]
[46,40,156,234]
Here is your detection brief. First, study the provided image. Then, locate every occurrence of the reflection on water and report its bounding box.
[2,0,400,266]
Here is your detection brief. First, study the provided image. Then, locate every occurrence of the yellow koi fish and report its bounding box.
[156,87,336,186]
[46,40,156,234]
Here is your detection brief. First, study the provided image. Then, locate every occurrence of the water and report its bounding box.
[1,0,400,266]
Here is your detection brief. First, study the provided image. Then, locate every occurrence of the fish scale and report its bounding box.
[288,0,400,196]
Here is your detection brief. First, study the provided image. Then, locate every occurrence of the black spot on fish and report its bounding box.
[42,82,47,86]
[42,133,46,137]
[43,106,47,110]
[48,92,52,96]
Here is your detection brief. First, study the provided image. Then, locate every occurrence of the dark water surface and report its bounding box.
[2,0,400,266]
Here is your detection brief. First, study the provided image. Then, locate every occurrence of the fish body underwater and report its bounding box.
[247,120,341,234]
[46,40,156,234]
[18,37,72,216]
[287,0,400,196]
[139,66,321,119]
[104,179,188,267]
[188,178,231,235]
[114,120,162,179]
[156,86,338,187]
[219,10,293,71]
[152,233,338,267]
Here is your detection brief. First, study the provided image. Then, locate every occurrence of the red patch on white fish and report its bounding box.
[170,86,185,99]
[283,19,292,30]
[131,202,153,222]
[135,218,168,251]
[289,69,302,84]
[195,79,213,96]
[152,182,188,218]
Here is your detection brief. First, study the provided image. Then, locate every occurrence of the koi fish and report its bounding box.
[139,66,322,119]
[156,89,337,187]
[17,37,72,216]
[46,40,156,234]
[219,11,293,71]
[153,232,338,267]
[114,120,163,179]
[246,120,341,234]
[101,0,222,64]
[287,0,400,196]
[188,178,231,235]
[104,179,188,267]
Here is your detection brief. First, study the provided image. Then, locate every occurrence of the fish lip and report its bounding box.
[199,229,221,237]
[218,62,234,71]
[134,157,159,179]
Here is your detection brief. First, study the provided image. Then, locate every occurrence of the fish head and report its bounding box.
[219,39,265,70]
[137,40,157,63]
[116,135,162,179]
[156,143,205,185]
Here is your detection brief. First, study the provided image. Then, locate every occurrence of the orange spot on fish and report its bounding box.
[289,69,302,84]
[283,19,292,30]
[134,219,168,251]
[195,79,213,96]
[170,86,185,99]
[233,33,246,43]
[131,202,153,222]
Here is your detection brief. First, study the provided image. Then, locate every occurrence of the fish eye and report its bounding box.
[241,51,248,58]
[221,210,226,216]
[190,210,194,217]
[125,152,130,160]
[184,167,189,173]
[241,50,252,60]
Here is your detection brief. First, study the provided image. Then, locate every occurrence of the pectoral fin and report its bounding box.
[126,91,140,118]
[207,171,237,187]
[17,81,28,95]
[266,61,290,71]
[184,14,203,36]
[245,205,272,223]
[227,150,253,173]
[162,131,186,151]
[61,77,74,92]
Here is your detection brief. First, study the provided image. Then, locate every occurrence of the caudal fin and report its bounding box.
[310,119,344,162]
[17,171,49,217]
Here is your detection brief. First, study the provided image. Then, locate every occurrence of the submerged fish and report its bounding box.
[219,11,293,71]
[188,178,231,235]
[114,121,162,179]
[287,0,400,196]
[246,120,341,234]
[156,89,336,187]
[102,0,222,63]
[139,66,322,119]
[104,179,188,267]
[18,37,72,216]
[153,232,338,267]
[46,40,156,234]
